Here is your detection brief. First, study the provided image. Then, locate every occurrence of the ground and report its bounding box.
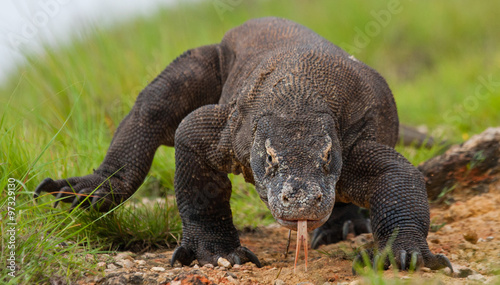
[77,181,500,285]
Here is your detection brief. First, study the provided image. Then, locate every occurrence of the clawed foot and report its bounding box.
[171,245,261,268]
[352,247,453,274]
[34,174,126,212]
[311,203,371,249]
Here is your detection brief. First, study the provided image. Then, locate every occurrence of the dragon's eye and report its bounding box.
[267,154,273,164]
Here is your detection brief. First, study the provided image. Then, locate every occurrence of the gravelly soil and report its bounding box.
[74,181,500,285]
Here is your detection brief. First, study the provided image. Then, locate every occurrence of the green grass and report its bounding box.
[1,0,500,283]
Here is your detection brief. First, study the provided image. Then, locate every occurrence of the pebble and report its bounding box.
[420,267,431,272]
[440,225,454,234]
[463,231,479,244]
[134,260,146,266]
[129,273,144,284]
[233,264,241,269]
[151,267,165,272]
[193,264,199,269]
[226,272,237,279]
[227,275,239,284]
[115,252,133,261]
[467,274,486,282]
[203,264,214,269]
[97,262,106,268]
[456,267,475,278]
[143,253,156,259]
[107,264,118,270]
[486,236,494,241]
[116,259,134,268]
[273,279,285,285]
[217,257,232,269]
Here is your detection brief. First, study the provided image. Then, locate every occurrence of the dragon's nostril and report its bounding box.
[316,193,322,202]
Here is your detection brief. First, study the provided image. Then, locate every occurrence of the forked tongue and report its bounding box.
[294,220,308,273]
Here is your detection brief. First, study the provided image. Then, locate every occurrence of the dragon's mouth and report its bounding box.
[276,215,329,231]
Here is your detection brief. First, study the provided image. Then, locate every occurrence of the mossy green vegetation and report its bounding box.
[1,0,499,283]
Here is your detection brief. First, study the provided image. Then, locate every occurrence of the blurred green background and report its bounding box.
[1,0,499,282]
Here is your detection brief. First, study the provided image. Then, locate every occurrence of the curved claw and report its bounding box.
[352,254,359,275]
[352,253,365,275]
[91,194,101,205]
[239,246,262,268]
[410,251,419,271]
[365,219,372,233]
[311,229,327,249]
[352,250,373,275]
[171,246,195,267]
[34,178,55,198]
[399,250,407,270]
[71,196,80,209]
[434,254,453,273]
[230,253,242,265]
[342,220,354,240]
[372,254,380,271]
[53,191,64,208]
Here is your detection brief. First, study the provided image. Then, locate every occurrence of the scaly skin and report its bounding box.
[34,17,451,272]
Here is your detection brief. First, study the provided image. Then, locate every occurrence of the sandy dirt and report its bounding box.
[82,180,500,285]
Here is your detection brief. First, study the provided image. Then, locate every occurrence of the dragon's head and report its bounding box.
[250,113,341,231]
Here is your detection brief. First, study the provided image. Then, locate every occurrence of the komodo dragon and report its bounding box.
[35,17,452,272]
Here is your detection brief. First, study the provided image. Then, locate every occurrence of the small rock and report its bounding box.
[193,264,199,269]
[440,225,454,234]
[143,253,156,259]
[297,282,314,285]
[203,263,214,269]
[420,267,431,272]
[107,264,118,270]
[116,259,134,269]
[227,275,239,284]
[115,252,133,261]
[134,260,146,266]
[217,257,232,269]
[486,236,494,241]
[233,264,241,269]
[97,262,106,268]
[226,272,237,279]
[467,274,486,282]
[464,231,479,244]
[400,276,411,280]
[103,275,128,285]
[442,267,452,276]
[457,267,475,278]
[273,279,285,285]
[151,267,165,272]
[129,273,144,284]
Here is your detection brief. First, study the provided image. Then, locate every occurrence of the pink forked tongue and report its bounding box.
[294,220,308,273]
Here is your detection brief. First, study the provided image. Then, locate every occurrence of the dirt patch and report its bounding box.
[77,182,500,285]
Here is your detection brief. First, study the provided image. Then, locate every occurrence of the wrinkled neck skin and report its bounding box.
[249,112,342,231]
